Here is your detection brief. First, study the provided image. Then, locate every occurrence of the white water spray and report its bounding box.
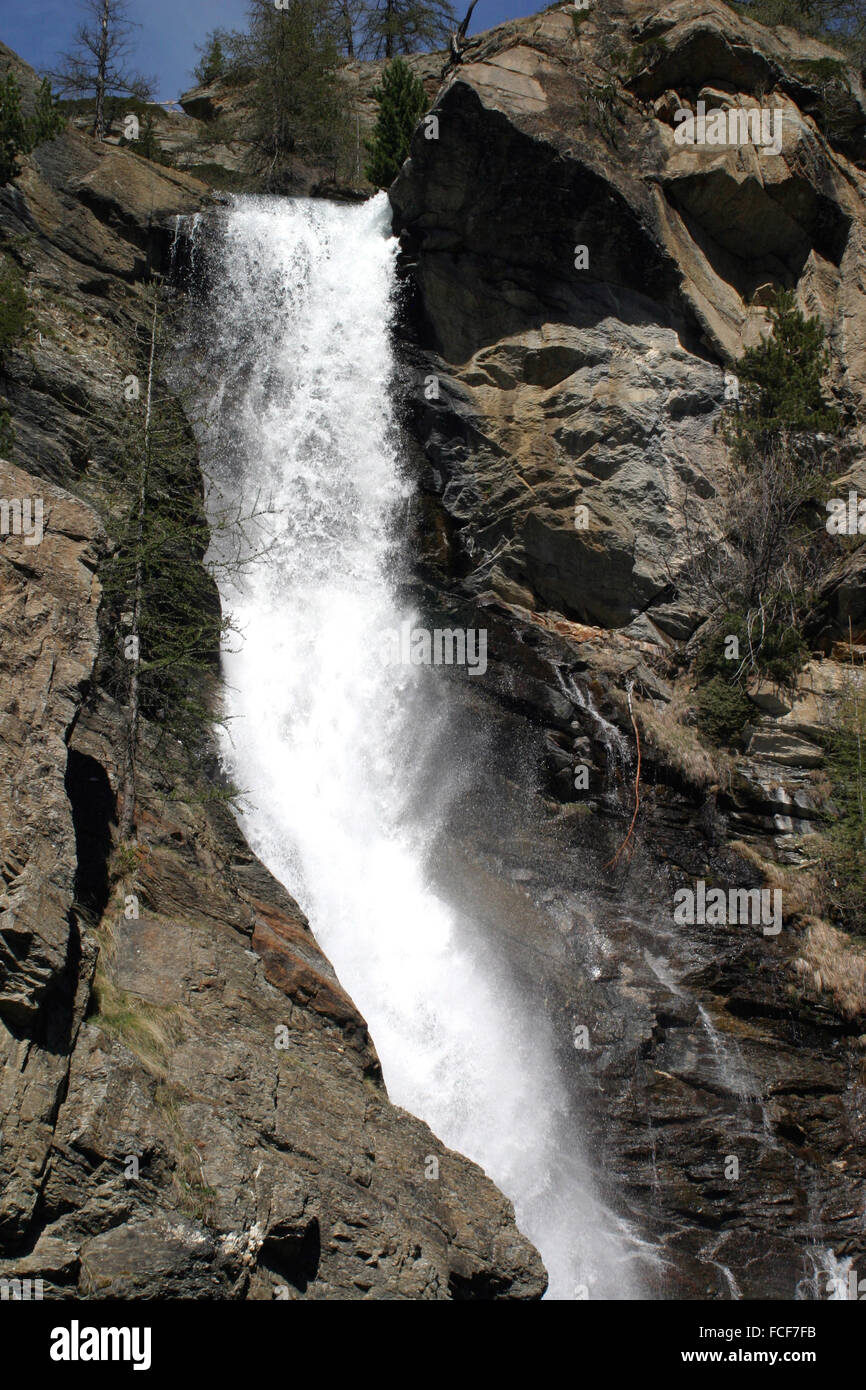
[197,193,644,1299]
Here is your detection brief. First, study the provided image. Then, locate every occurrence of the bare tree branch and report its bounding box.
[49,0,155,139]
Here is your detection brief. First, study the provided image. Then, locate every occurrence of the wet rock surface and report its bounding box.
[392,0,866,1298]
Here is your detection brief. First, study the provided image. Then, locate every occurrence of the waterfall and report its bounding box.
[193,192,646,1300]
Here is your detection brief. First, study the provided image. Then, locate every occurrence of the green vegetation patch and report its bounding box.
[0,257,28,361]
[696,613,809,690]
[365,58,428,189]
[790,57,849,85]
[734,290,840,444]
[819,678,866,928]
[695,676,754,746]
[1,71,65,184]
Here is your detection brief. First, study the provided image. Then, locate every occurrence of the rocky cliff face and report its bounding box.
[0,66,544,1299]
[392,0,866,640]
[390,0,866,1296]
[4,0,866,1304]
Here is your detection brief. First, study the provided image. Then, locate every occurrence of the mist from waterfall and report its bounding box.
[193,192,644,1300]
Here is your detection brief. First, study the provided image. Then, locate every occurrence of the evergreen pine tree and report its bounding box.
[0,73,27,184]
[30,79,66,145]
[735,289,840,440]
[127,110,169,164]
[364,57,427,188]
[195,32,227,85]
[245,0,348,191]
[1,73,65,186]
[99,291,237,834]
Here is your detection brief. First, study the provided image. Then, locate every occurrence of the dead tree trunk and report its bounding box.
[93,0,110,139]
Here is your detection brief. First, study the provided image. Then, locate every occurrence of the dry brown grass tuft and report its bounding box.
[795,918,866,1021]
[729,838,825,919]
[89,971,185,1079]
[629,689,735,791]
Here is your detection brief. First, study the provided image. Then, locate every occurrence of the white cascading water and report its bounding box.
[197,193,646,1299]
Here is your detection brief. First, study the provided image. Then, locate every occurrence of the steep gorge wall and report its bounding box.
[390,0,866,1296]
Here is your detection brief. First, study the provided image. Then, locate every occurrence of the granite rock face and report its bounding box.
[391,0,866,638]
[0,70,545,1298]
[391,0,866,1297]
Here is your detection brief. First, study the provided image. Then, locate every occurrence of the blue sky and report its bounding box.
[2,0,543,103]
